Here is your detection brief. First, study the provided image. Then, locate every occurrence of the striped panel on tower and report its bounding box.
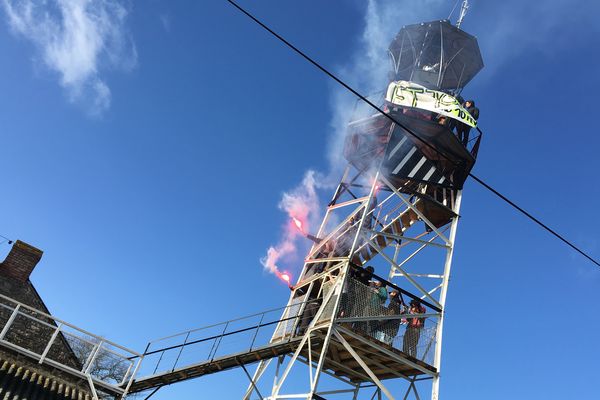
[384,134,447,185]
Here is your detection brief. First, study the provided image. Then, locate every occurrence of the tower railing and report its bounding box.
[336,278,439,366]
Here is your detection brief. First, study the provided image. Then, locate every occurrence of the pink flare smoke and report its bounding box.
[261,170,322,282]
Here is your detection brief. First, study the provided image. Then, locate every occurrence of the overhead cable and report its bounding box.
[225,0,600,268]
[0,234,13,245]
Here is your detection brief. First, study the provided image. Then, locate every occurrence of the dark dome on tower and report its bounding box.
[389,20,484,91]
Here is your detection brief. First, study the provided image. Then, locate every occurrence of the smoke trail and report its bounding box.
[261,170,322,280]
[327,0,444,174]
[261,0,446,280]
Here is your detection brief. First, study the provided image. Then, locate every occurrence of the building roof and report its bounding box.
[0,241,94,399]
[0,355,92,400]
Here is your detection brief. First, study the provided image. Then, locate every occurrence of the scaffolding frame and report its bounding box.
[243,161,463,400]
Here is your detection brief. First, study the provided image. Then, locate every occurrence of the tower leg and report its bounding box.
[242,359,271,400]
[431,191,462,400]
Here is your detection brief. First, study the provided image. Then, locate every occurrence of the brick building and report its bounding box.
[0,240,95,399]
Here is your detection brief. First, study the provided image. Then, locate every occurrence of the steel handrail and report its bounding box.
[145,300,312,345]
[0,292,141,357]
[142,301,316,357]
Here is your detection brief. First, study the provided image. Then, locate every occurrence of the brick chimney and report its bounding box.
[0,240,43,282]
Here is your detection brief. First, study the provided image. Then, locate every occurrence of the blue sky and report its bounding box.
[1,0,599,398]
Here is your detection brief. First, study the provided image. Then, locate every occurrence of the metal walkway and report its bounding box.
[129,337,303,393]
[127,302,312,394]
[128,322,436,396]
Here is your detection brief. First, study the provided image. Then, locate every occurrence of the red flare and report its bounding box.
[292,217,305,234]
[276,271,292,287]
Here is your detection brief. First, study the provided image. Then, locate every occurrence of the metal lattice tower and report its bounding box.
[241,20,484,400]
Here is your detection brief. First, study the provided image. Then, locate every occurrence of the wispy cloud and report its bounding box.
[1,0,137,116]
[476,0,600,79]
[159,13,170,33]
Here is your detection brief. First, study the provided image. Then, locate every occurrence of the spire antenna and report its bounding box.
[456,0,469,28]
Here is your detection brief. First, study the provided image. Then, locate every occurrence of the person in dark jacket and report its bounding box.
[380,290,406,345]
[456,100,479,146]
[356,266,374,286]
[465,100,479,120]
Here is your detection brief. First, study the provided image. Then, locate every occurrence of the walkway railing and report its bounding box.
[0,293,142,399]
[135,301,312,381]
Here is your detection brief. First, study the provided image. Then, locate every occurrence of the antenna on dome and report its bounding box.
[456,0,469,28]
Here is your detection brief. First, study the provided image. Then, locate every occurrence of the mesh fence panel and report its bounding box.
[339,278,437,365]
[316,281,337,323]
[272,294,306,341]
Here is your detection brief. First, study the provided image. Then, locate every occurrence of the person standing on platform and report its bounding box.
[381,290,406,345]
[456,100,479,147]
[369,280,388,341]
[357,266,374,285]
[402,299,427,358]
[465,100,480,121]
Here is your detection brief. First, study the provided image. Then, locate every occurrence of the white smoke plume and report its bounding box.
[262,0,447,280]
[261,0,449,282]
[1,0,137,116]
[327,0,444,173]
[261,0,447,281]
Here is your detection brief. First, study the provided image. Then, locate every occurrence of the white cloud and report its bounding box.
[2,0,137,115]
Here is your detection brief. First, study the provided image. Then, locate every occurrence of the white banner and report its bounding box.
[385,81,477,128]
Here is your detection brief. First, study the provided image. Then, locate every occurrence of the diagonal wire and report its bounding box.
[448,0,462,20]
[224,0,600,268]
[469,175,600,267]
[225,0,455,165]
